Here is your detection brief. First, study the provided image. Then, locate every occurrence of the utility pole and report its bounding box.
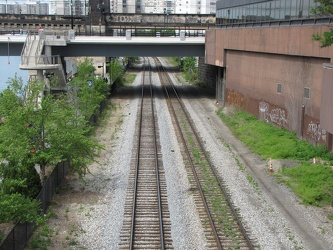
[71,0,74,29]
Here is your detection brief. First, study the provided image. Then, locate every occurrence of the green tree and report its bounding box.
[0,193,42,223]
[182,57,198,82]
[109,58,124,84]
[0,59,107,223]
[69,58,108,123]
[0,77,102,181]
[312,0,333,47]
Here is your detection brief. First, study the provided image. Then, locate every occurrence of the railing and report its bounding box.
[216,16,333,28]
[35,31,45,57]
[21,54,62,66]
[20,31,38,65]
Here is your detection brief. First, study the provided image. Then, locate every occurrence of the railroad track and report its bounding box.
[119,58,173,249]
[155,57,257,249]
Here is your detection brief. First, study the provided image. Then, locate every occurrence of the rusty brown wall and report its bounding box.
[224,50,329,139]
[205,26,333,66]
[206,25,333,147]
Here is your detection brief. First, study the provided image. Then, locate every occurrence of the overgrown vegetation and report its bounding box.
[108,58,125,85]
[311,0,333,47]
[216,108,333,207]
[0,58,106,226]
[171,57,198,83]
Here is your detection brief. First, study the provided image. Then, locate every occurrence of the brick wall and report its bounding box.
[198,57,217,89]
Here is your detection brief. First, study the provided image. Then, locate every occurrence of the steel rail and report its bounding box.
[148,58,166,250]
[129,57,165,249]
[129,58,145,250]
[154,57,223,250]
[164,64,255,250]
[158,58,255,249]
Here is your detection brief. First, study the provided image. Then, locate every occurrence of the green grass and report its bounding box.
[280,163,333,206]
[216,108,333,207]
[217,109,332,161]
[123,73,136,85]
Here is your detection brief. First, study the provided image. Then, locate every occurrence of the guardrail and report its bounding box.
[21,54,62,66]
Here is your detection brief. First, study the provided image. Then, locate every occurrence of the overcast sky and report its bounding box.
[0,56,28,92]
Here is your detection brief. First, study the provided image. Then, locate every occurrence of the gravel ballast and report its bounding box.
[40,58,333,250]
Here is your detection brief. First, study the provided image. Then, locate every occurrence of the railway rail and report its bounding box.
[119,58,173,249]
[154,57,257,249]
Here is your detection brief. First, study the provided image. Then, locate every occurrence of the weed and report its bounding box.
[217,108,333,207]
[78,204,84,214]
[29,225,54,250]
[65,207,69,220]
[319,227,326,234]
[328,214,333,221]
[247,175,261,194]
[123,73,136,85]
[0,230,5,244]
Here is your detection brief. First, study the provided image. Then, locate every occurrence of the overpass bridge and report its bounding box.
[0,29,205,89]
[0,31,205,57]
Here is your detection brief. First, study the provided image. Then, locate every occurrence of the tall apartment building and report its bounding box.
[108,0,215,14]
[0,2,49,14]
[0,0,215,14]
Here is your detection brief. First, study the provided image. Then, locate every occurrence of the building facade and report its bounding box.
[206,0,333,150]
[0,2,49,15]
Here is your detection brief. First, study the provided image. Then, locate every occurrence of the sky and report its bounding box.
[0,0,49,3]
[0,56,28,92]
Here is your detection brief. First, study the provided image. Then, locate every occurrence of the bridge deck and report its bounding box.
[0,34,205,57]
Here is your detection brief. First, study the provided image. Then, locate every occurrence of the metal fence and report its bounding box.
[0,160,69,250]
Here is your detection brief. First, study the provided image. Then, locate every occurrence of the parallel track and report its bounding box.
[119,58,173,249]
[155,57,257,250]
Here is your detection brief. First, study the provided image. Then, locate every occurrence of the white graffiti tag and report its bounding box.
[259,101,288,127]
[307,121,326,142]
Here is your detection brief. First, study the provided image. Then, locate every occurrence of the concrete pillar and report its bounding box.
[216,67,226,106]
[45,45,51,57]
[126,30,131,40]
[180,30,185,41]
[37,69,43,82]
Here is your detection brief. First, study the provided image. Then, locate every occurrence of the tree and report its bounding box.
[0,72,103,185]
[109,58,124,85]
[182,57,198,82]
[0,193,42,224]
[69,58,108,123]
[312,0,333,47]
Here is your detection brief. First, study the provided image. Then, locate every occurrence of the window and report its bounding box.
[304,87,310,99]
[277,83,282,93]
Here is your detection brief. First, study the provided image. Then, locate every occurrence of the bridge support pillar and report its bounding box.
[37,69,43,82]
[126,30,131,40]
[45,45,52,58]
[180,31,185,41]
[216,67,225,106]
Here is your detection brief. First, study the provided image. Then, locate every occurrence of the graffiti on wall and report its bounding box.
[227,91,244,108]
[259,101,288,127]
[307,121,326,142]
